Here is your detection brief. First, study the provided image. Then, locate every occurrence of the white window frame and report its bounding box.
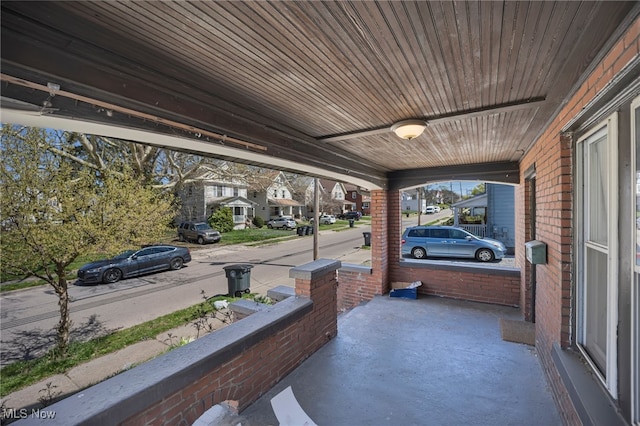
[631,95,640,425]
[576,112,619,399]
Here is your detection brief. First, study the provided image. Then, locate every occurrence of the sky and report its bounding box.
[424,181,484,197]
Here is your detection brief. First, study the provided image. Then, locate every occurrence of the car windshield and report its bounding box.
[113,250,136,260]
[464,231,481,239]
[195,223,212,230]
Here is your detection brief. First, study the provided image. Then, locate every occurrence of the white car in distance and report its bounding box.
[425,206,441,214]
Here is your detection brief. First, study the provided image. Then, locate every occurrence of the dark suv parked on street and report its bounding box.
[338,211,360,220]
[177,221,222,244]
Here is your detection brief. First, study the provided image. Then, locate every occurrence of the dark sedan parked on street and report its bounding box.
[77,245,192,284]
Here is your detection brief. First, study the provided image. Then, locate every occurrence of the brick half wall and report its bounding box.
[337,264,376,311]
[394,261,521,306]
[21,260,340,426]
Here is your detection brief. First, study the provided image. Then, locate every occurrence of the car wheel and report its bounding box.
[102,268,122,284]
[476,248,495,262]
[411,247,427,259]
[178,233,185,242]
[197,236,205,245]
[170,257,184,270]
[267,224,273,229]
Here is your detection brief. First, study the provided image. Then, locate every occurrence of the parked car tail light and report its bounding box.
[401,239,406,244]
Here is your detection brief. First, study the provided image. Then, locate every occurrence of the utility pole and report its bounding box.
[417,188,422,226]
[313,178,320,260]
[450,181,454,204]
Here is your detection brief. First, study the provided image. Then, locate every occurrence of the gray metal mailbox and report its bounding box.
[525,240,547,264]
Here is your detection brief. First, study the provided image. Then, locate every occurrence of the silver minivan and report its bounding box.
[401,225,505,262]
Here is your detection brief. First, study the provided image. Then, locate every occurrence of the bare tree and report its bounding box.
[37,130,220,191]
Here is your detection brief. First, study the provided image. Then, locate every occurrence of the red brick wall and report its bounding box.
[370,189,391,294]
[518,131,574,349]
[337,266,377,311]
[517,17,639,424]
[294,271,338,348]
[536,335,581,426]
[394,265,520,306]
[520,178,534,321]
[339,262,520,309]
[387,190,403,285]
[334,187,395,310]
[122,263,338,426]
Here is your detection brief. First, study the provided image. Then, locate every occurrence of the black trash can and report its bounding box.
[297,226,305,236]
[349,219,355,228]
[362,231,371,246]
[223,264,253,297]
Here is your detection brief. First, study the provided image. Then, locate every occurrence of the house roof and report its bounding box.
[190,165,248,186]
[451,193,488,209]
[249,170,293,192]
[319,179,346,194]
[1,2,637,190]
[343,183,368,194]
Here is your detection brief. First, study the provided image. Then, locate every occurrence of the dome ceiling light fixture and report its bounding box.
[390,120,428,140]
[317,97,546,143]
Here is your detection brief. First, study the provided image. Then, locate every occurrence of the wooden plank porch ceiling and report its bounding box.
[1,1,637,189]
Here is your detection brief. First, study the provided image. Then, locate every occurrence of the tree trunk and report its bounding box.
[54,265,71,356]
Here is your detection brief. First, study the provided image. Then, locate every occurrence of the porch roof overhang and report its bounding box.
[268,199,304,208]
[1,2,638,190]
[216,196,258,207]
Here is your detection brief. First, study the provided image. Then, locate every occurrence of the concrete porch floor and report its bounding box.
[239,295,562,426]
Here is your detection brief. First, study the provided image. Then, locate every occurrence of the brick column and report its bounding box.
[291,259,340,346]
[370,189,393,295]
[387,189,402,286]
[336,189,400,310]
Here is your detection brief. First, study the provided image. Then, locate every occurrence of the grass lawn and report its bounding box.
[217,227,298,245]
[0,294,241,397]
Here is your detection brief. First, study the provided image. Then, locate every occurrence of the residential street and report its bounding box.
[0,222,377,365]
[0,213,455,365]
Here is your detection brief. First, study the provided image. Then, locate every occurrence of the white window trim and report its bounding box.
[631,95,640,425]
[576,112,619,399]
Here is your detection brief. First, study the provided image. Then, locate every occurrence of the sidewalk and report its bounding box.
[1,245,372,414]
